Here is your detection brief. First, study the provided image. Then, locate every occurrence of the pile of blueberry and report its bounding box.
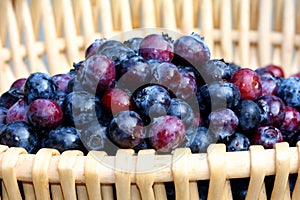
[1,32,300,156]
[1,32,300,198]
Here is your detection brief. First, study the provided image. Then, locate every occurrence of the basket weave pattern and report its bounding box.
[1,0,300,93]
[0,142,300,199]
[1,0,300,199]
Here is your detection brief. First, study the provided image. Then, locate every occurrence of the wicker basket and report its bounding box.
[1,0,300,199]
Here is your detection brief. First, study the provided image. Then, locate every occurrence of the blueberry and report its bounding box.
[185,126,216,153]
[167,98,194,128]
[0,107,8,125]
[0,121,39,153]
[62,91,102,128]
[197,81,241,116]
[234,100,261,133]
[208,108,239,142]
[226,133,250,152]
[277,77,300,109]
[23,72,58,104]
[42,126,87,153]
[131,84,171,124]
[108,110,146,149]
[79,122,108,151]
[0,88,24,109]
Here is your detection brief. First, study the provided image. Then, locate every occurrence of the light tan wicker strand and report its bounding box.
[159,0,177,29]
[245,145,267,200]
[258,0,272,67]
[1,147,27,200]
[58,150,84,200]
[32,148,60,200]
[53,0,80,66]
[136,149,156,200]
[0,146,8,200]
[172,148,193,200]
[100,184,114,200]
[13,0,48,74]
[153,183,167,200]
[271,142,291,200]
[292,141,300,200]
[32,0,69,75]
[0,0,26,91]
[282,0,296,75]
[220,0,233,62]
[114,149,135,200]
[200,0,214,56]
[237,0,250,68]
[207,144,227,200]
[72,0,97,46]
[22,181,36,200]
[85,151,107,200]
[140,0,156,28]
[50,184,64,200]
[131,184,142,200]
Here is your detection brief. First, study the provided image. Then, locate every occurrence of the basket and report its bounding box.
[1,0,300,199]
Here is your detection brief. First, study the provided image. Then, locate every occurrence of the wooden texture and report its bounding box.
[0,142,299,198]
[0,0,300,93]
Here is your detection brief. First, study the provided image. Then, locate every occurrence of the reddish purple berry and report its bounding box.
[256,94,286,127]
[52,73,73,93]
[208,108,239,141]
[76,54,116,94]
[251,126,283,149]
[27,99,63,129]
[280,106,300,134]
[10,78,26,91]
[173,33,210,66]
[85,38,108,59]
[6,98,29,123]
[149,115,186,152]
[102,87,132,114]
[139,33,174,62]
[231,68,262,100]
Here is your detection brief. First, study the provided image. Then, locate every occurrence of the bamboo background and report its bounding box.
[0,0,300,94]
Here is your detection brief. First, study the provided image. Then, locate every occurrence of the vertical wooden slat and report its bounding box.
[31,0,65,75]
[140,0,156,27]
[200,0,214,55]
[181,0,194,34]
[2,0,28,78]
[281,0,296,76]
[53,0,80,65]
[114,0,132,32]
[238,0,250,67]
[160,0,177,29]
[257,0,272,67]
[73,0,96,46]
[0,0,15,94]
[220,0,233,62]
[13,0,48,74]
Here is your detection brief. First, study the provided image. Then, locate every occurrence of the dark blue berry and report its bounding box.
[234,100,261,133]
[62,91,102,128]
[197,81,241,115]
[185,126,216,153]
[131,84,171,124]
[167,98,194,128]
[0,88,24,109]
[42,126,87,153]
[226,133,250,152]
[277,77,300,109]
[23,72,58,104]
[0,121,39,153]
[108,110,145,149]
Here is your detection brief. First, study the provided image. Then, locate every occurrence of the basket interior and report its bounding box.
[0,0,300,93]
